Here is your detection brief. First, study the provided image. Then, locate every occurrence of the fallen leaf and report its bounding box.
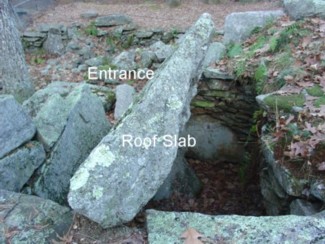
[181,228,204,244]
[304,122,317,134]
[285,114,295,125]
[318,162,325,171]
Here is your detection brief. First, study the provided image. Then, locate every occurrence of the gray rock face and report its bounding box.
[223,10,284,44]
[114,84,136,120]
[203,67,234,80]
[112,50,137,70]
[24,83,111,204]
[0,141,45,192]
[149,41,175,62]
[154,150,201,201]
[261,135,308,197]
[0,95,36,159]
[139,50,156,68]
[85,56,105,67]
[95,14,132,27]
[182,115,243,162]
[290,199,321,216]
[147,210,325,244]
[284,0,325,20]
[260,168,289,215]
[43,28,65,55]
[68,13,215,228]
[0,190,73,244]
[202,42,226,68]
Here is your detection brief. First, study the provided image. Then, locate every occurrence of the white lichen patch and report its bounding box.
[86,144,116,169]
[92,186,104,199]
[70,167,90,191]
[148,113,163,125]
[167,96,183,110]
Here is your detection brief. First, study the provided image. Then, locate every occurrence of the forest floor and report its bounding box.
[31,0,282,30]
[24,1,284,243]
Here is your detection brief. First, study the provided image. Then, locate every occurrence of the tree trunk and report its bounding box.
[0,0,34,103]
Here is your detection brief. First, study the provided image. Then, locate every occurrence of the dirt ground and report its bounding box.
[31,0,282,30]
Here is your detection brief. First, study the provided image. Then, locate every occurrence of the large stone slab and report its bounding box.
[68,13,215,228]
[24,83,111,204]
[284,0,325,20]
[0,190,73,244]
[0,141,45,192]
[202,42,225,68]
[147,209,325,243]
[95,14,132,27]
[0,95,36,159]
[223,10,284,44]
[153,150,202,201]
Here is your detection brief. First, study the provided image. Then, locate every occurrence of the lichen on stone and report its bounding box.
[70,167,90,191]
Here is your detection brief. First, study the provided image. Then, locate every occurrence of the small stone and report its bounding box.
[136,30,154,39]
[203,67,234,80]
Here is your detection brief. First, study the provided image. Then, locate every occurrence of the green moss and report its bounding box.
[273,52,294,70]
[204,90,235,98]
[272,21,311,52]
[84,22,98,36]
[31,56,45,65]
[269,36,278,53]
[227,43,243,58]
[248,36,266,57]
[191,100,215,108]
[121,34,135,49]
[314,96,325,108]
[307,85,324,97]
[264,94,305,112]
[98,63,118,71]
[254,63,268,94]
[106,91,116,104]
[234,60,246,78]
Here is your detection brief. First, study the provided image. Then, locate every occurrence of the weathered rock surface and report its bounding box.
[290,199,321,216]
[284,0,325,20]
[0,141,45,192]
[202,42,225,68]
[0,95,36,159]
[223,10,284,44]
[43,28,65,55]
[153,150,202,201]
[149,41,175,62]
[24,82,111,204]
[203,67,234,80]
[0,190,73,244]
[146,209,325,244]
[260,134,325,214]
[114,84,136,120]
[182,115,243,162]
[112,50,137,70]
[68,13,215,228]
[95,14,132,27]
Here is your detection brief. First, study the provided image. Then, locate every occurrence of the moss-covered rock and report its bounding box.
[147,209,325,244]
[264,94,305,112]
[191,100,215,108]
